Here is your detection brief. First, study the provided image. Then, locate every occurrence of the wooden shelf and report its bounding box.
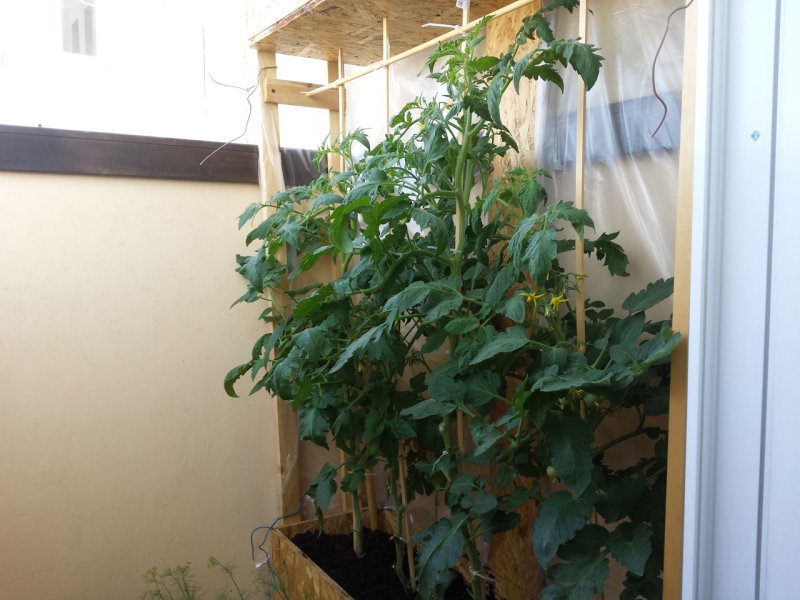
[250,0,512,65]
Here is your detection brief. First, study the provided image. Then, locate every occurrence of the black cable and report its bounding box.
[651,0,695,137]
[250,498,307,563]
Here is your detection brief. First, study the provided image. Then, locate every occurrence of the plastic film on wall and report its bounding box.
[345,51,444,148]
[534,1,685,314]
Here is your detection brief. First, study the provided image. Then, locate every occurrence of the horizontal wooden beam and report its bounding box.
[261,78,339,110]
[305,0,538,97]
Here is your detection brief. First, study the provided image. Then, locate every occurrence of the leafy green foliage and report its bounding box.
[227,3,677,598]
[414,515,468,598]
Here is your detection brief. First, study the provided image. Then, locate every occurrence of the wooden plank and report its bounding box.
[485,1,540,173]
[270,511,395,600]
[573,0,588,347]
[250,0,512,65]
[262,78,339,110]
[663,2,697,597]
[258,50,302,525]
[270,518,354,600]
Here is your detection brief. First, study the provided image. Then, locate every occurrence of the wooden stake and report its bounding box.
[383,17,391,131]
[257,51,302,524]
[574,1,588,348]
[663,2,697,597]
[398,452,417,593]
[327,55,344,172]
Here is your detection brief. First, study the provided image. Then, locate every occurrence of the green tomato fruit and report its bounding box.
[584,393,603,406]
[546,465,558,478]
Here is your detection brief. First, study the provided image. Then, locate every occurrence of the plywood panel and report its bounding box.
[485,1,541,173]
[252,0,512,65]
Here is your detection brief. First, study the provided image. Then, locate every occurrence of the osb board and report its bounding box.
[270,511,394,600]
[488,500,544,600]
[251,0,513,65]
[486,1,541,173]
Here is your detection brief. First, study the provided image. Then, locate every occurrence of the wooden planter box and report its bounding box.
[269,511,394,600]
[269,509,539,599]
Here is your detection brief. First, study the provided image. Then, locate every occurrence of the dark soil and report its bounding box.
[291,528,480,599]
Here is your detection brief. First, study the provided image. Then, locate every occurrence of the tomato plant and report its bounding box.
[227,1,679,598]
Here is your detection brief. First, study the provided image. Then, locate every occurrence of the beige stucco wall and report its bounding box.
[0,172,278,599]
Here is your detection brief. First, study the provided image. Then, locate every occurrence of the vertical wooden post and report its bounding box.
[328,54,344,172]
[258,50,302,524]
[383,17,391,131]
[327,53,352,516]
[663,3,697,597]
[574,0,588,347]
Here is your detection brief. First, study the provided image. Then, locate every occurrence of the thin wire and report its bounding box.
[208,73,254,92]
[250,498,307,564]
[199,66,274,166]
[651,0,695,137]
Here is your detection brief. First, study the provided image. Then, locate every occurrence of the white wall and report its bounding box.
[0,172,278,599]
[0,0,258,143]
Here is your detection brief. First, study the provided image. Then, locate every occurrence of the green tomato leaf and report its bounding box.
[487,76,506,126]
[340,470,365,494]
[533,491,593,566]
[595,477,647,523]
[463,371,502,407]
[330,323,388,373]
[469,329,529,365]
[383,281,431,321]
[546,412,594,495]
[549,39,604,90]
[542,553,610,600]
[504,293,527,323]
[223,362,253,398]
[413,515,467,599]
[525,228,558,286]
[622,278,675,314]
[585,232,629,277]
[292,326,333,359]
[237,202,263,229]
[445,317,481,334]
[472,491,499,515]
[472,55,500,72]
[470,419,503,457]
[611,312,646,346]
[299,406,329,447]
[388,418,417,439]
[364,410,385,442]
[608,523,652,577]
[308,463,338,513]
[400,398,456,420]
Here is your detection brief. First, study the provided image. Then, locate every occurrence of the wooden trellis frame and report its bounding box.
[252,1,693,596]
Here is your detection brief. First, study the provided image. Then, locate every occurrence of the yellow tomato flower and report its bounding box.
[549,295,568,309]
[522,291,546,306]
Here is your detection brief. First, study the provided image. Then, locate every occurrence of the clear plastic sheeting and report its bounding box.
[534,0,685,315]
[345,51,444,148]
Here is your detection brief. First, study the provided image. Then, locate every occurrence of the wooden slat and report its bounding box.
[573,0,588,347]
[250,0,511,65]
[262,77,340,110]
[663,2,697,597]
[258,50,303,525]
[269,511,395,600]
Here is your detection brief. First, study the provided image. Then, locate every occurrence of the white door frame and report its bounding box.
[682,1,794,598]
